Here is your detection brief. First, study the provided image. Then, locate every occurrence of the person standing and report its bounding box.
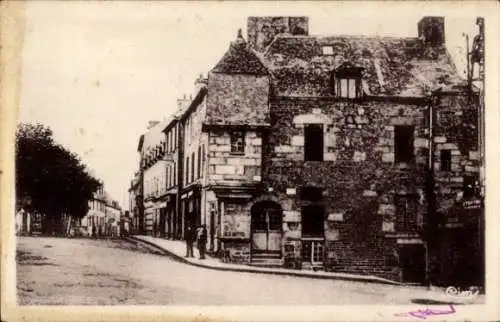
[197,225,207,260]
[185,225,194,258]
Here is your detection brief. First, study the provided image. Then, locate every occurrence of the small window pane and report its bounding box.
[322,46,333,55]
[348,79,357,98]
[340,79,348,97]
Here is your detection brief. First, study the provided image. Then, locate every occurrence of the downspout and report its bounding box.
[425,92,438,286]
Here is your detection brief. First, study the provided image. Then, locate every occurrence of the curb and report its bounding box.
[123,236,403,286]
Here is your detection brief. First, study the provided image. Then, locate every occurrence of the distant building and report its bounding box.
[105,200,122,237]
[141,120,170,236]
[81,185,107,237]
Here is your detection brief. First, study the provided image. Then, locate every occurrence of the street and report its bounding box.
[16,236,482,305]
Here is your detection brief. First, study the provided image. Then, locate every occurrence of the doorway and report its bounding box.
[399,244,426,284]
[251,201,283,254]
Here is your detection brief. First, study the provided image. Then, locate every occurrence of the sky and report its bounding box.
[18,1,484,208]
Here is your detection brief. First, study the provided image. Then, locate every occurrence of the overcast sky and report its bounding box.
[18,1,484,208]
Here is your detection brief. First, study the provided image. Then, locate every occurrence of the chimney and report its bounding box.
[194,73,208,93]
[147,120,160,129]
[176,94,191,114]
[418,16,445,46]
[247,16,309,52]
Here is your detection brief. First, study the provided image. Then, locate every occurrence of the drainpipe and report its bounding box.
[425,92,438,286]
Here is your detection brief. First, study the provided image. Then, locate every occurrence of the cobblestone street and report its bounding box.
[16,237,484,305]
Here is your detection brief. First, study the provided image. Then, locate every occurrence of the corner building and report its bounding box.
[184,16,483,284]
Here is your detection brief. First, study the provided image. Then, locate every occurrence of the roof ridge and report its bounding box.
[271,33,419,40]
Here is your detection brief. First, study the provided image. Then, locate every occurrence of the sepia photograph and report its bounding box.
[1,1,499,321]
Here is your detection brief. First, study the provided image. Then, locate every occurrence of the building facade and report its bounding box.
[81,185,107,237]
[140,120,169,236]
[131,15,484,285]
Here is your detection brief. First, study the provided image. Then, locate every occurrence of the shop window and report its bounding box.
[302,240,324,264]
[230,131,245,154]
[304,124,324,161]
[394,125,415,163]
[395,194,419,231]
[440,150,451,171]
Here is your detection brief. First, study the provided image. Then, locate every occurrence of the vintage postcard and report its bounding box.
[1,1,499,321]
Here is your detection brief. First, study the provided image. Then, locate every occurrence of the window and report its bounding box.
[191,152,195,183]
[304,124,324,161]
[173,163,176,186]
[338,78,358,98]
[301,187,325,237]
[197,146,201,178]
[440,150,451,171]
[166,167,170,189]
[174,125,177,149]
[322,46,333,55]
[185,156,189,184]
[463,175,478,198]
[201,145,205,178]
[301,240,324,264]
[394,125,414,163]
[334,62,363,99]
[395,195,418,231]
[230,131,245,154]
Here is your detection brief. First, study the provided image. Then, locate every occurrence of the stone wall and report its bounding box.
[207,130,263,184]
[263,97,429,280]
[433,93,481,225]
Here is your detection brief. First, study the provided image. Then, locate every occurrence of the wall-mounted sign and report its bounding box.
[327,213,344,222]
[463,199,482,210]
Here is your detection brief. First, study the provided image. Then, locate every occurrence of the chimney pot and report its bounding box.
[418,16,445,46]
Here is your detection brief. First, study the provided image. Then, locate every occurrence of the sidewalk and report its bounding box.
[128,235,404,285]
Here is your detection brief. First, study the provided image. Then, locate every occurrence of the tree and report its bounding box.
[15,123,101,234]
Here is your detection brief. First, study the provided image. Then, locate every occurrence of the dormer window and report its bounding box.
[322,46,333,55]
[333,62,364,100]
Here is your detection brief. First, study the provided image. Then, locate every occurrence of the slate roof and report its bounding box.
[212,29,268,75]
[262,35,464,97]
[205,31,270,127]
[202,27,466,127]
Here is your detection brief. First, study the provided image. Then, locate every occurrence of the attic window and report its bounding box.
[322,46,333,55]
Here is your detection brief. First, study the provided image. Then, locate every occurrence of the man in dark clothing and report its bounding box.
[185,225,194,258]
[197,225,207,260]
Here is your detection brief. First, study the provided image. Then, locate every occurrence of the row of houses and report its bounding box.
[15,183,124,238]
[80,185,124,237]
[128,16,485,285]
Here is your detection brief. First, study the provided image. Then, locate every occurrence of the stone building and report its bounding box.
[131,15,483,284]
[140,120,170,236]
[81,185,107,237]
[175,16,483,284]
[162,95,191,239]
[128,170,141,233]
